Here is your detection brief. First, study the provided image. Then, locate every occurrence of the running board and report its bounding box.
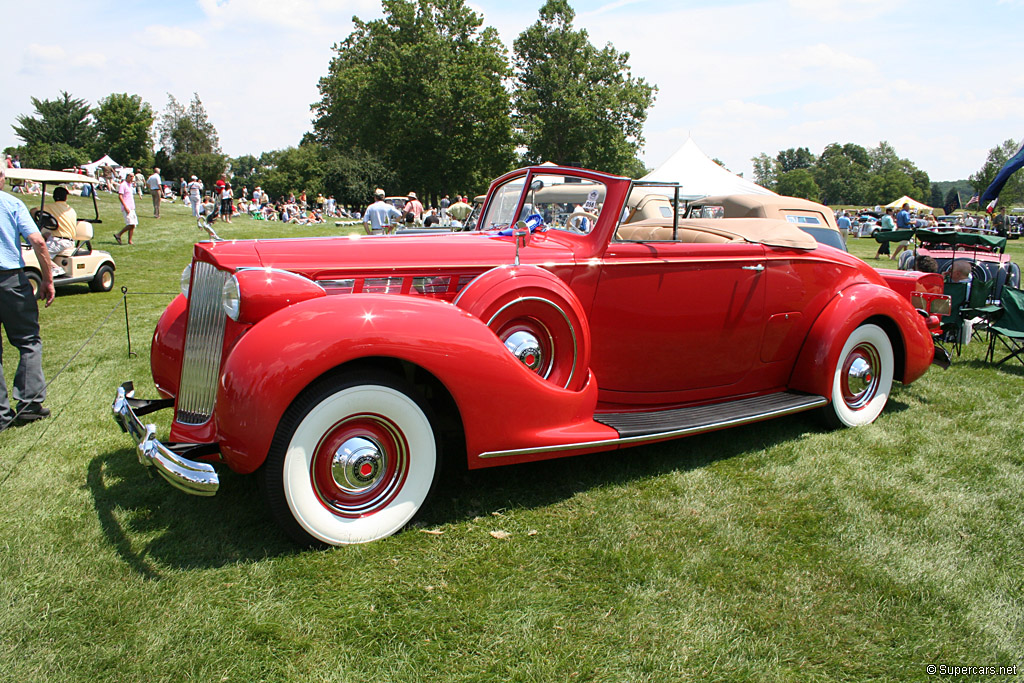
[477,391,828,460]
[595,391,827,439]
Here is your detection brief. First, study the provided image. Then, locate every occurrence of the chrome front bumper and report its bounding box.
[112,382,220,496]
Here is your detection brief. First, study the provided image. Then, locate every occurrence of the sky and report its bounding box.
[3,0,1022,182]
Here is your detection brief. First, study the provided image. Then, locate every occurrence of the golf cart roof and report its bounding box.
[5,168,100,184]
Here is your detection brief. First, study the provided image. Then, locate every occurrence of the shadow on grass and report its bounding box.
[959,357,1024,377]
[87,405,889,569]
[52,282,98,298]
[86,449,297,579]
[419,411,833,530]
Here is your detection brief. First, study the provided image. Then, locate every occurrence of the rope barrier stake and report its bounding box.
[122,286,136,358]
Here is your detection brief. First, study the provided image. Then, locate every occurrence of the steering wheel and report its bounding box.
[34,209,58,230]
[567,208,599,233]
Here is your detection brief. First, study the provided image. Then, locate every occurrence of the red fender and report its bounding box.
[151,294,187,399]
[213,294,609,474]
[789,283,934,397]
[454,265,592,392]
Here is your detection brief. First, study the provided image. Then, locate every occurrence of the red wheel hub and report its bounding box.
[309,414,409,518]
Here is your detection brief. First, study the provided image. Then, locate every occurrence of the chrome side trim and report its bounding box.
[477,395,827,459]
[112,383,219,496]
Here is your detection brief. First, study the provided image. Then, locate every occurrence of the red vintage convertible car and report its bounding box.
[113,166,947,546]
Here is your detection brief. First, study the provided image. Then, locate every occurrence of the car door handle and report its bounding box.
[742,264,765,272]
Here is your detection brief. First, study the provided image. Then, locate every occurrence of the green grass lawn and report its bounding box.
[1,195,1022,681]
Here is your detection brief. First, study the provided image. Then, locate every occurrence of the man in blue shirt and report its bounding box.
[836,211,851,235]
[891,203,914,261]
[895,203,912,230]
[0,164,54,430]
[362,188,402,235]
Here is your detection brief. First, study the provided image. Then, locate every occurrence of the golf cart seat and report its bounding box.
[55,221,96,257]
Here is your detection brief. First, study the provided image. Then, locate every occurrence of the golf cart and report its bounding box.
[5,168,115,297]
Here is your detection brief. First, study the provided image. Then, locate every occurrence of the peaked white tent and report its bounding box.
[642,137,776,199]
[81,154,120,175]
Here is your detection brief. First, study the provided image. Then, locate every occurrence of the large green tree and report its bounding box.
[155,94,225,185]
[776,168,819,201]
[13,91,96,149]
[10,91,97,169]
[512,0,655,176]
[158,94,220,157]
[971,139,1024,207]
[866,141,929,203]
[313,0,514,202]
[813,143,870,205]
[751,152,778,190]
[776,147,815,174]
[93,93,156,169]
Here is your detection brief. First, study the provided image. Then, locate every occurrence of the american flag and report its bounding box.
[965,194,980,207]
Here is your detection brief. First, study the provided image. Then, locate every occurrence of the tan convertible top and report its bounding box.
[617,217,818,250]
[695,193,839,231]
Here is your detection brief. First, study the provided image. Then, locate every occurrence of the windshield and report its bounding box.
[478,177,526,231]
[478,173,609,234]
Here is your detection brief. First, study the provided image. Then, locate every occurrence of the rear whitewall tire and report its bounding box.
[826,323,894,428]
[263,373,438,546]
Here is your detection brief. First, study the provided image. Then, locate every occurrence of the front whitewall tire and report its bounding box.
[266,376,438,546]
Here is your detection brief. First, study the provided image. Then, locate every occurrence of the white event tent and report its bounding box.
[80,154,120,175]
[642,137,776,200]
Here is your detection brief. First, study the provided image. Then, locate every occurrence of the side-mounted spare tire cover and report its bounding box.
[455,265,592,392]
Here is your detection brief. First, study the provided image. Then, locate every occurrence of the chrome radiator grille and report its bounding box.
[177,262,230,425]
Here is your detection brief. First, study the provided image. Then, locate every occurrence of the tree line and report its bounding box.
[751,139,1023,209]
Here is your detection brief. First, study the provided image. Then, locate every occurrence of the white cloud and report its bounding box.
[196,0,377,33]
[787,0,905,22]
[21,44,107,73]
[142,25,202,48]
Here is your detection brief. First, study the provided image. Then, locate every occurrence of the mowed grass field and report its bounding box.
[1,192,1022,682]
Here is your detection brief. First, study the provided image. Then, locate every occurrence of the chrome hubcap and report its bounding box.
[331,436,386,494]
[503,330,544,373]
[842,344,879,410]
[847,357,872,395]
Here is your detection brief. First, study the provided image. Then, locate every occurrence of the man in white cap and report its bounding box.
[187,175,203,218]
[362,189,401,235]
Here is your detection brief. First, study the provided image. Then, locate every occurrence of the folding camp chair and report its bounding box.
[939,281,969,356]
[985,286,1024,365]
[961,278,997,345]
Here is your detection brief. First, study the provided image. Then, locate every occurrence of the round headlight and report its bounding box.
[180,263,192,298]
[222,276,240,321]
